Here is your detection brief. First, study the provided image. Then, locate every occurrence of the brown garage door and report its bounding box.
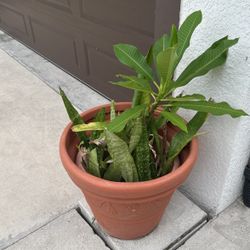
[0,0,180,100]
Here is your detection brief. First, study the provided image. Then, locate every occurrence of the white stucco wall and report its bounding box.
[177,0,250,215]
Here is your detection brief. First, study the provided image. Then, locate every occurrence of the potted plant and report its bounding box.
[59,10,247,239]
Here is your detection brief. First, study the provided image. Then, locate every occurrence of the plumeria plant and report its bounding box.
[60,10,247,182]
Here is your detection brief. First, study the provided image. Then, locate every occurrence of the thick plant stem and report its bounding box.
[132,73,145,107]
[132,90,142,107]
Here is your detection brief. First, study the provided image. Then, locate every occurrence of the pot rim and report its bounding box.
[59,102,198,194]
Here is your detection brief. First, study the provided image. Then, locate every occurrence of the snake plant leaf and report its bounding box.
[96,148,107,176]
[59,88,88,144]
[110,100,116,121]
[168,100,248,118]
[175,37,239,88]
[105,130,138,182]
[72,122,106,132]
[91,107,106,140]
[152,34,170,60]
[129,117,143,153]
[150,157,158,179]
[95,107,106,122]
[135,121,151,181]
[156,47,177,86]
[112,75,152,93]
[107,104,145,133]
[161,111,188,132]
[162,112,208,175]
[176,10,202,65]
[87,148,101,178]
[113,44,154,81]
[103,164,121,182]
[72,105,145,133]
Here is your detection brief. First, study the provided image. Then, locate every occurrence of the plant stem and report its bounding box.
[132,90,142,107]
[153,81,160,90]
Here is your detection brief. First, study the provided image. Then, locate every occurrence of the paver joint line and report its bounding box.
[75,207,112,250]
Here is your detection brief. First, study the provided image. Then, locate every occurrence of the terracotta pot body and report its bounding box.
[59,102,198,239]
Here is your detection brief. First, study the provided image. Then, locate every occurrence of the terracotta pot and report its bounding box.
[59,102,198,239]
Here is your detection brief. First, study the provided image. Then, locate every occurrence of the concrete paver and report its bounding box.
[0,48,103,248]
[179,199,250,250]
[6,210,109,250]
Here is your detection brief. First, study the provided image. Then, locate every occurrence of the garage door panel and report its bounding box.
[35,0,73,14]
[0,0,30,10]
[38,0,71,11]
[0,4,31,42]
[86,46,132,100]
[87,45,132,83]
[0,0,180,100]
[30,18,87,77]
[81,0,154,35]
[81,22,153,59]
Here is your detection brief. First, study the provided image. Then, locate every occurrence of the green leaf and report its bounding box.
[91,107,106,140]
[110,100,116,121]
[129,117,143,153]
[72,122,106,132]
[169,24,178,47]
[103,164,121,182]
[154,114,166,130]
[156,47,177,85]
[146,46,154,66]
[176,37,239,87]
[132,90,143,107]
[176,10,202,65]
[113,44,154,81]
[87,148,101,177]
[153,34,170,60]
[140,92,151,107]
[168,100,248,118]
[72,105,146,133]
[135,121,151,181]
[150,157,158,179]
[105,130,138,182]
[59,88,88,144]
[150,122,163,164]
[161,111,188,132]
[131,48,153,108]
[107,105,145,133]
[166,94,206,102]
[94,107,106,122]
[112,75,152,93]
[162,112,208,175]
[131,74,145,108]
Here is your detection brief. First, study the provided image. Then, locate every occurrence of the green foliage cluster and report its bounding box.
[60,11,247,182]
